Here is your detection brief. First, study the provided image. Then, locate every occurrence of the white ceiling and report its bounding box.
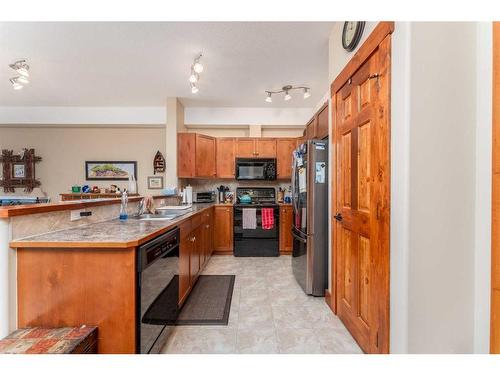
[0,22,333,108]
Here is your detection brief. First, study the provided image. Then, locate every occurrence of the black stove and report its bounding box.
[234,187,277,206]
[233,187,279,257]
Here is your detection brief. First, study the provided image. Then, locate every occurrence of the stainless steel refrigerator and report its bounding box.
[291,140,328,296]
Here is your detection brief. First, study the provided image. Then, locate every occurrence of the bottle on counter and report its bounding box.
[119,190,128,221]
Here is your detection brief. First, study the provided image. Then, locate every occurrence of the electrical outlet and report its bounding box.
[70,209,92,221]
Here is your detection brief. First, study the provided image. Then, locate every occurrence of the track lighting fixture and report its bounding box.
[8,59,30,90]
[189,71,199,83]
[10,59,30,77]
[10,77,23,90]
[17,76,29,85]
[193,58,204,73]
[264,85,310,103]
[188,53,203,94]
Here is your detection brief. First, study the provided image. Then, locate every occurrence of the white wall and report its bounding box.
[408,22,477,353]
[184,107,314,126]
[0,126,166,200]
[474,22,492,353]
[0,106,166,125]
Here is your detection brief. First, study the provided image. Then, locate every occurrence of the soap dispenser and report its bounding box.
[119,189,129,221]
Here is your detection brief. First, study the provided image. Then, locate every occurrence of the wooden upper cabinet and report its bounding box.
[316,103,329,139]
[213,205,233,252]
[177,133,196,178]
[236,138,276,158]
[177,133,216,178]
[305,117,317,139]
[195,134,216,178]
[216,138,236,178]
[236,138,256,157]
[304,101,329,140]
[255,138,276,158]
[276,138,298,179]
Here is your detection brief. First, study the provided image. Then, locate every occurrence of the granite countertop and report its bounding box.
[10,203,216,249]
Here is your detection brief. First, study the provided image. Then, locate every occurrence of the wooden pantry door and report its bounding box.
[331,23,392,354]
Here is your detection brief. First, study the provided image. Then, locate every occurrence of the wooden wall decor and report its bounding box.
[0,149,42,193]
[153,151,165,174]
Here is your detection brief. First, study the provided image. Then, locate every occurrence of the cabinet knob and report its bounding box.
[206,224,210,229]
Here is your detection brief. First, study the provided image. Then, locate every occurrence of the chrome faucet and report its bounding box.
[137,198,146,216]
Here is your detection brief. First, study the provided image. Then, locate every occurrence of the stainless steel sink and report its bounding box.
[132,210,192,221]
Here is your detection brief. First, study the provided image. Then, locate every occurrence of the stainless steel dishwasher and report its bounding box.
[136,227,179,354]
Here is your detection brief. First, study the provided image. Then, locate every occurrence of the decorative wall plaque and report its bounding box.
[153,151,165,174]
[0,149,42,193]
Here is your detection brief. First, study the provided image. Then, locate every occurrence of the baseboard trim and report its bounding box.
[325,289,334,312]
[213,250,233,255]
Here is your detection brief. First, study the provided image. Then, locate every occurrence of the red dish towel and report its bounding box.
[261,208,275,230]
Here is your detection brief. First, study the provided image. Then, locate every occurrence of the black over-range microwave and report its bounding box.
[235,158,277,180]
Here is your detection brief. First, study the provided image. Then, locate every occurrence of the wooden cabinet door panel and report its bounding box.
[276,139,297,179]
[305,118,317,139]
[279,205,293,252]
[179,219,192,305]
[255,138,276,158]
[213,206,233,251]
[195,134,216,178]
[236,138,255,157]
[216,138,236,178]
[189,225,202,285]
[333,38,390,354]
[317,103,329,139]
[177,133,196,178]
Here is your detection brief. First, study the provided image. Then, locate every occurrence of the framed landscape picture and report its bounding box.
[85,161,137,181]
[147,176,164,189]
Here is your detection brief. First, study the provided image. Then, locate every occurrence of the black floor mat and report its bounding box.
[176,275,235,325]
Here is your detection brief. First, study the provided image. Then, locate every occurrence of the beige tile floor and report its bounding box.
[161,255,362,354]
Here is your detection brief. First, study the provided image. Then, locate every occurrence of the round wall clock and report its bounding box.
[342,21,365,52]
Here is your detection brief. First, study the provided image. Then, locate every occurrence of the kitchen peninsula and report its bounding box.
[4,197,231,353]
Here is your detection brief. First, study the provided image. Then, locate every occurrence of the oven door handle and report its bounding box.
[291,230,307,244]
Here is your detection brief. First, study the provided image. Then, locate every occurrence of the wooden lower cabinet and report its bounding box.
[178,219,193,305]
[179,207,215,302]
[17,247,137,354]
[213,205,233,253]
[279,205,293,253]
